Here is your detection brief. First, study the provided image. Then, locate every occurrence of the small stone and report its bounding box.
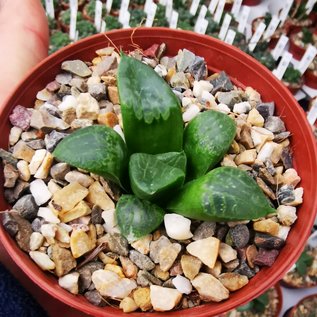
[119,297,138,313]
[223,258,240,271]
[90,205,103,224]
[176,49,196,72]
[26,139,46,150]
[97,112,118,127]
[86,181,115,211]
[193,80,213,98]
[254,232,285,250]
[9,126,23,146]
[274,131,291,143]
[9,105,32,131]
[154,64,168,77]
[282,168,301,187]
[37,207,60,224]
[88,83,106,101]
[96,47,115,56]
[219,243,238,263]
[233,102,252,114]
[28,149,46,175]
[281,147,293,170]
[57,84,71,98]
[16,160,31,181]
[84,290,106,306]
[29,251,55,270]
[3,164,19,188]
[31,218,44,233]
[137,270,162,287]
[153,265,170,281]
[29,232,45,251]
[277,185,295,205]
[55,72,72,85]
[253,248,279,267]
[0,149,18,167]
[50,162,70,181]
[234,260,255,278]
[253,219,280,236]
[30,109,70,131]
[246,244,258,268]
[44,130,68,153]
[235,149,257,165]
[172,275,192,295]
[169,261,183,276]
[189,56,207,81]
[159,243,182,272]
[210,71,234,94]
[133,287,152,311]
[34,151,53,179]
[55,224,71,244]
[120,256,138,279]
[192,273,229,302]
[218,273,249,291]
[12,194,38,220]
[51,244,77,277]
[70,229,95,258]
[107,86,120,104]
[240,125,254,149]
[75,93,99,120]
[70,77,87,92]
[247,108,264,127]
[101,209,119,234]
[162,278,175,288]
[105,233,129,256]
[265,116,286,133]
[12,140,35,162]
[59,272,79,294]
[36,88,52,101]
[277,205,297,226]
[61,60,92,77]
[182,104,200,122]
[227,225,249,248]
[46,80,61,92]
[77,262,104,293]
[129,250,155,271]
[216,91,242,108]
[95,56,117,76]
[256,177,276,200]
[53,182,89,211]
[256,102,275,120]
[186,237,220,268]
[131,234,152,255]
[164,214,193,240]
[65,170,94,188]
[92,269,137,299]
[30,179,52,206]
[150,285,182,311]
[170,72,190,89]
[150,236,171,264]
[180,255,202,280]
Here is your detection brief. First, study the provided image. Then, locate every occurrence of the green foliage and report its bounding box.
[302,28,313,44]
[296,250,314,276]
[153,4,169,27]
[237,291,269,313]
[105,15,123,30]
[49,31,71,54]
[77,20,97,39]
[130,9,147,27]
[60,9,83,25]
[283,65,302,84]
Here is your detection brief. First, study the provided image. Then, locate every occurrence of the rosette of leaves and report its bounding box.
[112,0,121,10]
[54,53,275,241]
[249,43,276,71]
[302,27,314,45]
[105,15,123,31]
[283,65,302,84]
[60,9,83,26]
[153,4,169,27]
[129,9,147,27]
[295,250,314,277]
[49,31,71,54]
[85,0,106,20]
[77,20,97,39]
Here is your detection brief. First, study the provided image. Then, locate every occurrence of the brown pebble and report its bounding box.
[253,248,279,267]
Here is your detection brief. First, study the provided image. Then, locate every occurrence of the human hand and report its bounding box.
[0,0,49,108]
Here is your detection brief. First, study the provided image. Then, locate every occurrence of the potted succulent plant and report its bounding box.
[83,0,106,22]
[58,9,84,33]
[285,294,317,316]
[47,15,58,35]
[49,30,71,54]
[105,15,123,31]
[0,28,316,317]
[304,58,317,89]
[129,8,147,27]
[152,4,169,27]
[223,284,283,317]
[289,28,317,60]
[61,0,86,10]
[76,20,97,39]
[249,42,276,71]
[129,0,146,10]
[282,64,304,94]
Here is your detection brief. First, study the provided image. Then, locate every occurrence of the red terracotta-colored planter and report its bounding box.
[304,69,317,90]
[242,0,262,6]
[285,293,317,316]
[1,28,317,317]
[289,33,307,61]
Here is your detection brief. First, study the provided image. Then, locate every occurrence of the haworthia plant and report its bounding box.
[167,167,275,221]
[155,151,187,173]
[117,54,183,154]
[184,110,236,180]
[129,153,185,201]
[116,195,165,242]
[53,125,128,186]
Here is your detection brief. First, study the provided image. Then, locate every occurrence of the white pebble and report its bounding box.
[193,80,213,98]
[17,160,31,181]
[181,97,192,108]
[113,124,125,141]
[29,251,55,271]
[58,95,77,111]
[47,179,62,194]
[276,205,297,226]
[28,149,46,175]
[9,126,22,146]
[38,207,60,224]
[233,101,251,114]
[182,104,200,122]
[154,64,167,77]
[164,213,193,240]
[59,222,73,233]
[172,275,192,294]
[150,285,182,311]
[29,232,45,251]
[40,223,57,238]
[276,225,291,240]
[102,210,120,234]
[30,179,52,205]
[214,103,231,114]
[201,91,217,107]
[58,272,79,294]
[257,142,275,162]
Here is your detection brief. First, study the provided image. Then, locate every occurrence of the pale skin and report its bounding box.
[0,0,49,108]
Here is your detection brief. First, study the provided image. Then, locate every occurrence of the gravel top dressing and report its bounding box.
[1,43,303,313]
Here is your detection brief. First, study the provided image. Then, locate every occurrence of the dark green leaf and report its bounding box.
[155,151,187,172]
[296,250,314,276]
[116,195,165,242]
[184,110,236,180]
[167,167,275,221]
[53,125,128,186]
[253,292,269,313]
[129,153,185,201]
[237,301,254,312]
[118,54,183,154]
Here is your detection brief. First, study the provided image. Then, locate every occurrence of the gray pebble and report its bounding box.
[0,148,18,166]
[13,194,38,221]
[234,260,255,278]
[77,262,104,293]
[137,270,162,287]
[105,233,129,256]
[264,116,286,133]
[62,60,92,77]
[228,225,250,248]
[277,185,295,205]
[256,102,275,120]
[192,222,216,240]
[91,205,103,225]
[55,72,72,85]
[84,290,107,307]
[217,91,242,108]
[189,56,207,81]
[254,233,285,250]
[88,83,106,101]
[45,130,68,152]
[31,218,45,232]
[210,71,234,94]
[25,139,46,150]
[50,162,70,181]
[2,212,19,237]
[129,250,155,271]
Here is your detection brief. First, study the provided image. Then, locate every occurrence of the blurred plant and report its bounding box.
[77,20,97,39]
[237,291,269,313]
[105,15,123,30]
[283,65,302,84]
[130,9,147,27]
[296,250,314,276]
[49,31,71,54]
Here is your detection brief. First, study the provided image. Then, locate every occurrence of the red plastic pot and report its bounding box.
[242,0,262,6]
[289,33,307,61]
[286,293,317,316]
[1,28,317,317]
[304,69,317,90]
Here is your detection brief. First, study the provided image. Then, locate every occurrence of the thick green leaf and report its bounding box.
[296,250,314,276]
[155,151,187,172]
[129,153,185,201]
[184,110,236,179]
[53,125,128,186]
[116,195,165,242]
[117,54,183,154]
[167,167,275,221]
